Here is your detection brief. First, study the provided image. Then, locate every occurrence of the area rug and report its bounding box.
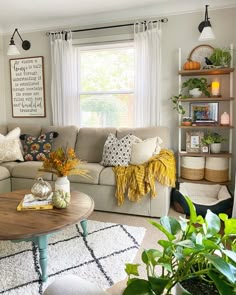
[0,220,146,295]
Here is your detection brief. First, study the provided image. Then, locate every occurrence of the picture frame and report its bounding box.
[9,56,46,118]
[201,145,209,154]
[190,102,218,124]
[186,131,204,153]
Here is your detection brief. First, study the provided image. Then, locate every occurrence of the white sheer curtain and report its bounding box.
[50,32,79,126]
[134,21,162,127]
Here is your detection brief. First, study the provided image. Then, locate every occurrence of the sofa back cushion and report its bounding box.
[116,127,170,149]
[0,126,7,135]
[41,125,78,151]
[75,128,116,162]
[8,123,41,137]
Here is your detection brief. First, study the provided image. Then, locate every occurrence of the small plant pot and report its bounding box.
[189,88,202,97]
[210,143,221,153]
[182,121,192,126]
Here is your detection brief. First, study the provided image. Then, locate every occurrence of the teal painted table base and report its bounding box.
[12,219,88,282]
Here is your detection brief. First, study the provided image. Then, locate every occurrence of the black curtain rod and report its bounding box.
[46,18,168,35]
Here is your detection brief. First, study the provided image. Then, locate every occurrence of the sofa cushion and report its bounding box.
[100,133,137,167]
[0,166,10,180]
[99,167,115,186]
[130,136,163,165]
[21,132,56,161]
[41,125,78,151]
[11,161,53,180]
[0,139,24,163]
[75,128,116,163]
[56,163,104,185]
[0,127,21,141]
[116,127,170,149]
[0,161,21,174]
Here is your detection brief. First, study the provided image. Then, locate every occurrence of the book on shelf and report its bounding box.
[193,120,217,125]
[17,193,53,211]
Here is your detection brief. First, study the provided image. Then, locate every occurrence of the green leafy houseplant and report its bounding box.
[170,94,186,115]
[201,132,225,146]
[170,78,210,114]
[123,196,236,295]
[209,48,232,67]
[181,77,210,97]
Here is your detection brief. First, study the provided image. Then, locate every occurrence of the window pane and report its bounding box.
[80,94,134,128]
[80,47,134,92]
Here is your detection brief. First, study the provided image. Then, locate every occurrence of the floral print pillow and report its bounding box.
[20,132,58,161]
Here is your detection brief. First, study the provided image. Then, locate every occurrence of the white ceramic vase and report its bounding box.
[210,143,221,154]
[55,176,70,193]
[189,88,202,97]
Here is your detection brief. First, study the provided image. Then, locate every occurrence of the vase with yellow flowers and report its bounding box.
[39,147,87,194]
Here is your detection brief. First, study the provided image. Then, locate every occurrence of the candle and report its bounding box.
[211,81,220,96]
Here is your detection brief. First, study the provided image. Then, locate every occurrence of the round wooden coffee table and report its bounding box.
[0,190,94,282]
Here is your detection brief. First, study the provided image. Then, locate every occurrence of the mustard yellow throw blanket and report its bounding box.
[112,149,176,206]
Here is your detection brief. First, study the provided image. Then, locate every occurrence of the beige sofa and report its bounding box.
[0,123,173,217]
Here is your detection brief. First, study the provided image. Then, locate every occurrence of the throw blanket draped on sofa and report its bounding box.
[113,149,176,206]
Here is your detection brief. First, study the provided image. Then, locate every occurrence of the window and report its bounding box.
[79,43,134,128]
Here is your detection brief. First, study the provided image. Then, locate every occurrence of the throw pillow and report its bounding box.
[130,136,163,165]
[0,127,21,141]
[100,133,138,167]
[20,131,58,161]
[0,139,24,163]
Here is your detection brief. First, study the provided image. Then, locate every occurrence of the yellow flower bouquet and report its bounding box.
[39,147,88,177]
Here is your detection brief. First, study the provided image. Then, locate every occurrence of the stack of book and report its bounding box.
[17,193,53,211]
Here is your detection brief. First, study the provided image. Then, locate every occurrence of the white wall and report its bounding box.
[2,7,236,179]
[0,33,6,124]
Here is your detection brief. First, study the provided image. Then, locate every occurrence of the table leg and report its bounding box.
[34,235,48,282]
[80,219,88,237]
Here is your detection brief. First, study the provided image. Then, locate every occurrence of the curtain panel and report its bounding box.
[134,21,162,127]
[50,32,79,126]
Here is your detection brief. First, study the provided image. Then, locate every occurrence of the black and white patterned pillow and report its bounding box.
[101,133,137,167]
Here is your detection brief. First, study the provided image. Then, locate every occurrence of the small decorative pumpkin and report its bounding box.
[52,189,71,209]
[31,178,52,200]
[183,59,201,70]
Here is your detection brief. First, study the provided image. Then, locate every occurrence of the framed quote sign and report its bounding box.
[9,56,46,117]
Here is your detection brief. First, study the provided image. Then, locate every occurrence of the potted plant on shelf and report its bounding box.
[201,132,225,154]
[209,47,232,68]
[123,196,236,295]
[182,116,192,126]
[182,77,210,97]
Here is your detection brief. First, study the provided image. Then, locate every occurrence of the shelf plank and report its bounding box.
[178,97,234,102]
[179,68,234,76]
[178,151,232,158]
[178,177,231,185]
[179,125,234,129]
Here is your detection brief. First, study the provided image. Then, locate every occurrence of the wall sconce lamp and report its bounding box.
[7,28,31,56]
[198,5,215,41]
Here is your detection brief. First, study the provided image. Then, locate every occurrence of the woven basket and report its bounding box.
[181,157,205,180]
[181,167,204,180]
[205,169,228,182]
[205,158,229,182]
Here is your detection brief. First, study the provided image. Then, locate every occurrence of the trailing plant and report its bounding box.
[123,196,236,295]
[209,48,232,67]
[170,78,210,114]
[169,94,186,115]
[181,77,210,97]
